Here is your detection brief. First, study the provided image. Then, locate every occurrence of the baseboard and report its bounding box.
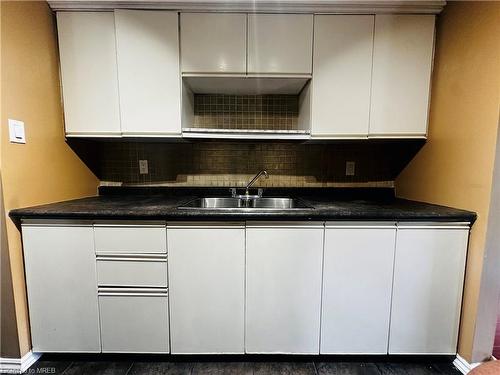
[453,354,482,374]
[0,351,41,374]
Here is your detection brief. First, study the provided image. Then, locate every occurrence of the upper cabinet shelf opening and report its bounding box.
[182,75,311,96]
[57,9,435,140]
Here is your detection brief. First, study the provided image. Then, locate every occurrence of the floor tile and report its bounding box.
[316,361,381,375]
[63,361,132,375]
[128,361,193,375]
[375,362,442,375]
[27,359,73,374]
[253,361,316,375]
[191,361,252,375]
[430,361,461,374]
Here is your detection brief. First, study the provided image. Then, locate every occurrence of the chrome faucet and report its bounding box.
[230,170,269,199]
[245,170,269,195]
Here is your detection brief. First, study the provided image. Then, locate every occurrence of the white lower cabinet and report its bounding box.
[99,290,169,353]
[21,219,471,356]
[245,223,324,354]
[22,224,101,352]
[96,257,168,288]
[321,223,396,354]
[389,223,469,354]
[167,223,245,354]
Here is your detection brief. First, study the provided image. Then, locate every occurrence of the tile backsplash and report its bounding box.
[193,94,299,130]
[71,140,424,187]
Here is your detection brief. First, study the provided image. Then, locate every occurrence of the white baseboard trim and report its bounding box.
[453,354,482,374]
[0,351,41,374]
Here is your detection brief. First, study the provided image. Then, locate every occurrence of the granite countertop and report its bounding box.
[9,187,477,224]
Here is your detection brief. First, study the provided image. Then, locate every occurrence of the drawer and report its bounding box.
[96,257,167,287]
[94,224,166,254]
[98,290,169,353]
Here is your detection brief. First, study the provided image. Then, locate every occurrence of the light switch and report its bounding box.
[8,119,26,144]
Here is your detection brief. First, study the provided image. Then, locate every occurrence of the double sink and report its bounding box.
[179,197,313,210]
[179,171,313,210]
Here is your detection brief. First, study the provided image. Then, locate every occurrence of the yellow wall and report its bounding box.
[1,1,99,355]
[396,2,500,361]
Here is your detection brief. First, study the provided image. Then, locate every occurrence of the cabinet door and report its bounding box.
[115,10,181,136]
[22,224,100,352]
[312,15,374,137]
[57,12,121,136]
[247,14,313,74]
[246,223,324,354]
[369,15,435,137]
[180,13,246,74]
[167,223,245,354]
[389,224,469,354]
[321,223,396,354]
[99,292,169,353]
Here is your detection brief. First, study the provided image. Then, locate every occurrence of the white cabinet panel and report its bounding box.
[389,225,469,354]
[312,15,374,137]
[57,12,121,136]
[246,223,324,354]
[96,258,168,287]
[247,14,313,74]
[369,15,435,137]
[168,224,245,354]
[99,293,169,353]
[321,224,396,354]
[115,10,181,136]
[94,224,166,254]
[22,225,100,352]
[180,13,247,73]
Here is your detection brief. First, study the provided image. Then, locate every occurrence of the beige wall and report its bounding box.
[0,1,99,356]
[395,2,500,362]
[1,174,20,358]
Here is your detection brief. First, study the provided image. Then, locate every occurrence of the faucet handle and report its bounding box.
[230,188,237,198]
[257,188,264,198]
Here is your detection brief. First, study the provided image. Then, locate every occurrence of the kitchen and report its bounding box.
[1,1,500,374]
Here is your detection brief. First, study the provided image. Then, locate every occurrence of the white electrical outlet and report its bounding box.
[345,161,356,176]
[139,160,148,174]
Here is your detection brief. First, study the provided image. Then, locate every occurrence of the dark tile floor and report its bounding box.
[27,355,461,375]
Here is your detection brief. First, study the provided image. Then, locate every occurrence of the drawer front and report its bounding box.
[96,258,167,287]
[99,292,169,353]
[94,225,166,254]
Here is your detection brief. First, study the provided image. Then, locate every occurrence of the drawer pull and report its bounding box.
[98,287,168,296]
[96,255,167,262]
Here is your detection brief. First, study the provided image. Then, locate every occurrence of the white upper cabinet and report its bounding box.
[311,15,374,137]
[389,224,468,354]
[57,12,121,136]
[321,223,396,354]
[247,14,313,74]
[369,15,435,137]
[180,13,247,74]
[115,10,181,136]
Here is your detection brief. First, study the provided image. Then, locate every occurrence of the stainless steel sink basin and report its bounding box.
[178,197,312,210]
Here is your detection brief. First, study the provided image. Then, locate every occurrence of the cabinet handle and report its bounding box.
[96,255,167,262]
[98,292,168,297]
[98,287,167,295]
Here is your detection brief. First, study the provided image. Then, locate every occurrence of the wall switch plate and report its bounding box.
[345,161,356,176]
[8,119,26,144]
[139,160,148,174]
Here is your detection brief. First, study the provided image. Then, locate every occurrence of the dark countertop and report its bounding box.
[9,187,477,224]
